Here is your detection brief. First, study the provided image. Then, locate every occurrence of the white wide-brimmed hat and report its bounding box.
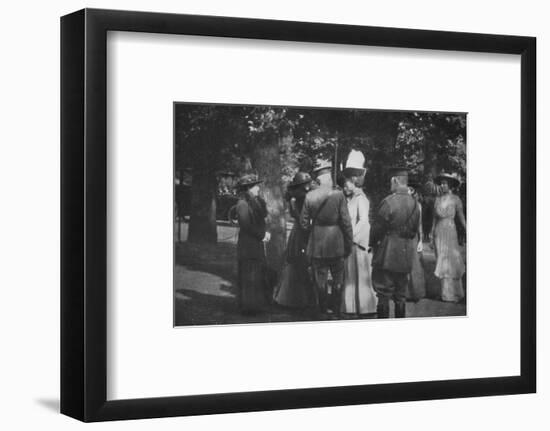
[343,149,366,178]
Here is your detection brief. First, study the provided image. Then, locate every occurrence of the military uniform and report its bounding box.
[300,183,353,316]
[370,184,420,318]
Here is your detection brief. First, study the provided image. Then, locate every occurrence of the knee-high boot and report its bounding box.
[395,302,406,318]
[332,284,342,319]
[317,288,328,317]
[376,300,390,318]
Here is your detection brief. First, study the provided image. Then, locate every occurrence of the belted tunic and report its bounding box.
[300,184,353,259]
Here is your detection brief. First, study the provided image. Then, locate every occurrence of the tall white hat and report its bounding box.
[343,149,366,177]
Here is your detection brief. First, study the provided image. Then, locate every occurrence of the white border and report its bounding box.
[107,31,521,400]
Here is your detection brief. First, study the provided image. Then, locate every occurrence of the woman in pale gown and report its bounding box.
[431,173,466,302]
[340,171,377,315]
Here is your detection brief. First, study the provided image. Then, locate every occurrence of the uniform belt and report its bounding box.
[386,230,415,239]
[314,221,338,226]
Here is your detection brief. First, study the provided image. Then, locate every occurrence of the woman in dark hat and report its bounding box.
[234,174,270,314]
[431,172,466,302]
[273,172,316,309]
[339,166,377,316]
[406,180,426,302]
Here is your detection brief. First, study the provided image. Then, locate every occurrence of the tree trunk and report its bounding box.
[251,130,287,277]
[187,168,218,243]
[423,137,437,177]
[365,120,400,206]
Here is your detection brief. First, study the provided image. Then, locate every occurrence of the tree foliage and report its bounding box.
[175,104,466,244]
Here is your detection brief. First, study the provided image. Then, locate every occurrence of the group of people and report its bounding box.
[233,160,466,319]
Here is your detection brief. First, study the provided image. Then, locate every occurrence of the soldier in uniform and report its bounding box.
[370,167,420,318]
[300,161,353,318]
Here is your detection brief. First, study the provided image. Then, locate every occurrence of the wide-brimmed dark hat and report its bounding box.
[289,172,312,188]
[342,167,366,178]
[434,172,460,187]
[236,173,263,189]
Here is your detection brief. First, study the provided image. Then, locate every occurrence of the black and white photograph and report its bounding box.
[1,0,543,427]
[174,103,467,326]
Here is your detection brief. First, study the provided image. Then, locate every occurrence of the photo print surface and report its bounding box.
[174,103,467,326]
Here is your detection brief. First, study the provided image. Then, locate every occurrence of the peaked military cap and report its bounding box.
[312,159,332,176]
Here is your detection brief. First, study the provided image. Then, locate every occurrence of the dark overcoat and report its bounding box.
[370,186,420,273]
[300,184,353,259]
[286,192,308,262]
[236,196,268,260]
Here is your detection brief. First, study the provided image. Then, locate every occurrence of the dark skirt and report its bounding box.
[238,258,268,313]
[272,224,315,308]
[286,224,308,263]
[273,257,315,308]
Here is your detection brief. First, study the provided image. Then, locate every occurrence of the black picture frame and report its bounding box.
[61,8,536,422]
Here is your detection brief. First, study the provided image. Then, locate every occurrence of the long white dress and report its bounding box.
[341,189,378,314]
[434,194,465,302]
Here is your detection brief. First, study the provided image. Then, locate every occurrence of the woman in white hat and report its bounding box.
[431,172,466,302]
[339,151,377,316]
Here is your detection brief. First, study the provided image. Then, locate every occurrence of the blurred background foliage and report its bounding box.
[176,104,466,206]
[175,103,466,269]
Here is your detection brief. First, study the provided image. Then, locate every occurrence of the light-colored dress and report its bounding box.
[341,189,378,314]
[433,194,465,302]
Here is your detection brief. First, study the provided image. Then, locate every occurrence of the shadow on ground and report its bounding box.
[175,241,237,284]
[174,234,466,326]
